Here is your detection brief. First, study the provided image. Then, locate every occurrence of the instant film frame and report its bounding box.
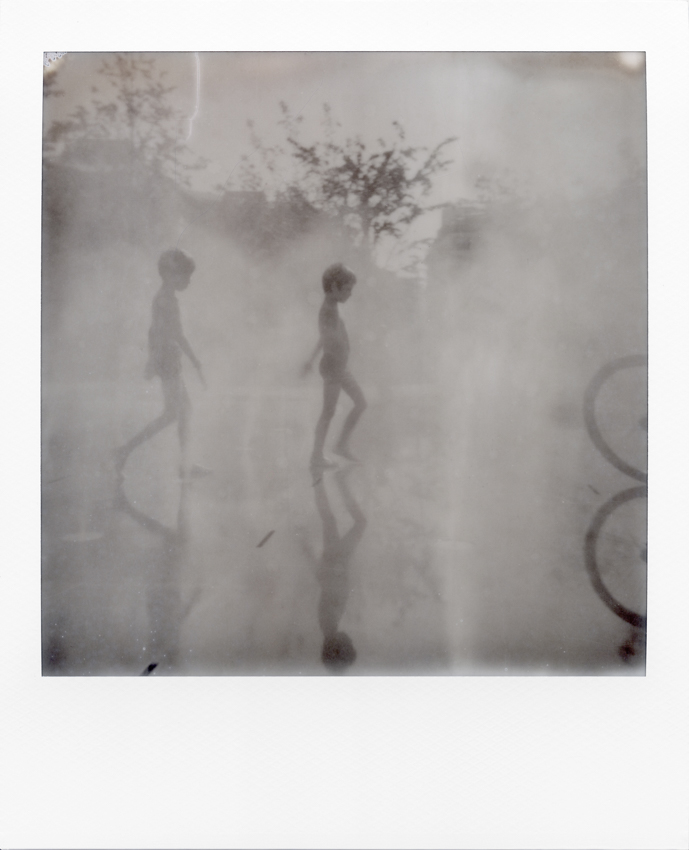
[2,1,688,848]
[40,50,649,677]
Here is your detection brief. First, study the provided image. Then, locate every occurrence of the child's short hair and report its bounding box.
[158,248,195,278]
[322,262,356,293]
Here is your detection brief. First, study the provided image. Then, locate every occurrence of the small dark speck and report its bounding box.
[618,642,635,661]
[588,485,600,495]
[257,530,275,548]
[141,663,158,676]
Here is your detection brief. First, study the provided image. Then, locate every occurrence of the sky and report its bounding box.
[45,50,647,206]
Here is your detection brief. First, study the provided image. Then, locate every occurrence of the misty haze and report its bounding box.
[41,52,647,675]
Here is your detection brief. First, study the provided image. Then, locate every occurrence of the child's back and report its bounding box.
[318,298,350,379]
[146,286,183,380]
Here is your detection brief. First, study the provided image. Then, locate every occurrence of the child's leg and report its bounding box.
[175,380,192,476]
[313,476,339,547]
[115,376,180,472]
[311,379,341,467]
[333,371,366,460]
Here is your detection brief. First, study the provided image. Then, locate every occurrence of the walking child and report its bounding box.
[303,263,366,470]
[115,248,205,479]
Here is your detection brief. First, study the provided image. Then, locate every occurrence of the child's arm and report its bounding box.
[300,339,322,376]
[301,304,339,375]
[165,295,206,386]
[179,334,206,387]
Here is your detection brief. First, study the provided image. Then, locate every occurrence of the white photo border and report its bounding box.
[2,2,688,848]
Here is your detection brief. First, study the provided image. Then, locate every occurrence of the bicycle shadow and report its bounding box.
[583,355,647,661]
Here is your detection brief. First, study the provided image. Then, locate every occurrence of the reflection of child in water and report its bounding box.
[303,263,367,469]
[115,249,205,479]
[114,479,201,673]
[301,469,367,673]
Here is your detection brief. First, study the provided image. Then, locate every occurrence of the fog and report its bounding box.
[42,52,647,675]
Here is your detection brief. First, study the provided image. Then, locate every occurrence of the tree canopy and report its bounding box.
[44,54,206,185]
[235,102,456,271]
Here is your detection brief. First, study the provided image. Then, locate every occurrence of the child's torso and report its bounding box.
[319,302,349,363]
[148,289,182,376]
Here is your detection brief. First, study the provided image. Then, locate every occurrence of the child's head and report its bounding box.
[158,248,195,289]
[322,263,356,295]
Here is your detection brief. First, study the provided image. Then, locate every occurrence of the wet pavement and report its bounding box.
[42,355,647,676]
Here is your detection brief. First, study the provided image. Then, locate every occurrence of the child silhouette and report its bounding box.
[303,263,366,470]
[115,248,205,479]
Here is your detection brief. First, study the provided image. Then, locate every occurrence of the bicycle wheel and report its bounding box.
[583,355,647,482]
[584,485,647,629]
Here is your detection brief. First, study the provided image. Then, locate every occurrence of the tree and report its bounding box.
[44,54,206,185]
[235,102,456,272]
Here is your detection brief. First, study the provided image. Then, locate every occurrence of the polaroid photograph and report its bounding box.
[41,49,647,677]
[3,2,688,849]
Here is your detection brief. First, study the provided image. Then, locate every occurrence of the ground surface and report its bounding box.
[41,193,648,676]
[41,354,647,676]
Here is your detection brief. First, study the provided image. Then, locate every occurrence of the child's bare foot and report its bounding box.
[310,457,337,486]
[179,463,212,481]
[310,455,339,470]
[334,465,355,481]
[333,445,360,463]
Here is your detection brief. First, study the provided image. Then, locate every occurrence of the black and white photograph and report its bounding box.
[3,2,689,848]
[42,50,648,676]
